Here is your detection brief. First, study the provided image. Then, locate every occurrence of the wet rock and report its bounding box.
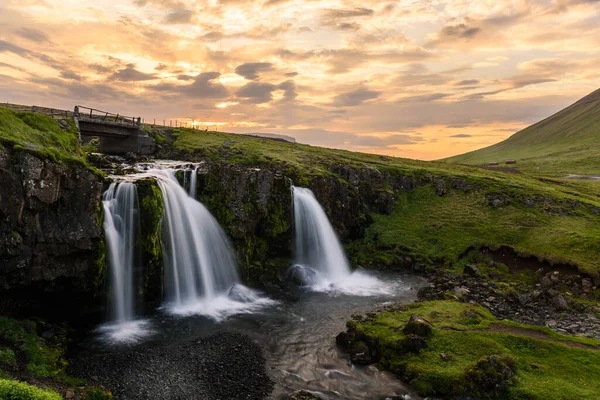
[350,341,376,365]
[463,264,479,276]
[335,331,352,351]
[403,315,433,337]
[286,265,318,286]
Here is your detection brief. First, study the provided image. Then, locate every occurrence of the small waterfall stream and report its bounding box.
[293,186,351,282]
[103,182,139,323]
[291,186,393,296]
[100,182,152,343]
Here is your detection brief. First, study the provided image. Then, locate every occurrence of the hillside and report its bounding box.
[148,124,600,278]
[444,89,600,176]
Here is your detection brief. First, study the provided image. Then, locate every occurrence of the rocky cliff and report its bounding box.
[0,146,104,321]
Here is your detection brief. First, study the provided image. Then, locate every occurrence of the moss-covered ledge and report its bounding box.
[338,301,600,399]
[136,178,164,308]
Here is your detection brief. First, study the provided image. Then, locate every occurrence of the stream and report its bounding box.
[74,272,426,400]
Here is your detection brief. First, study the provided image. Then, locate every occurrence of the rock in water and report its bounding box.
[402,315,433,337]
[287,265,318,286]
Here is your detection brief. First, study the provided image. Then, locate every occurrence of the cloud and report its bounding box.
[152,72,229,99]
[278,80,297,101]
[397,93,450,103]
[111,65,156,81]
[164,8,195,24]
[450,134,472,138]
[236,82,277,103]
[234,62,273,80]
[15,28,50,43]
[332,88,381,107]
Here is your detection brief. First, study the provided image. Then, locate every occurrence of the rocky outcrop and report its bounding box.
[194,162,293,285]
[0,146,103,319]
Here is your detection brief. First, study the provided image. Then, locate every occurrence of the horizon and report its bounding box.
[1,0,599,160]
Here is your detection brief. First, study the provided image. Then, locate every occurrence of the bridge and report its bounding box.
[74,106,155,155]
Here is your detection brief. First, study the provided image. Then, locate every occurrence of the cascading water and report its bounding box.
[99,182,152,343]
[189,167,198,199]
[144,166,274,319]
[293,187,351,282]
[291,186,394,296]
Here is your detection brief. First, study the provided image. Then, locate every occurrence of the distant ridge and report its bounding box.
[444,88,600,176]
[240,132,296,143]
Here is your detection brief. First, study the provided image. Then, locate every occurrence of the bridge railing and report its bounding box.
[75,105,140,127]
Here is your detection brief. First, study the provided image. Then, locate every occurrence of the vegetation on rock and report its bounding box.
[344,301,600,399]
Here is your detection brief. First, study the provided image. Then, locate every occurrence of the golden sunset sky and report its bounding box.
[1,0,599,159]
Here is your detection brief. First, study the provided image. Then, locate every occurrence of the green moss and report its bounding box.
[0,348,16,367]
[350,301,600,399]
[137,179,164,304]
[94,202,107,290]
[81,387,113,400]
[0,379,62,400]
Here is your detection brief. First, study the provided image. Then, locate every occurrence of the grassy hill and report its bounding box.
[149,125,600,278]
[444,89,600,176]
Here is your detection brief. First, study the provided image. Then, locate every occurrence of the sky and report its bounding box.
[0,0,599,160]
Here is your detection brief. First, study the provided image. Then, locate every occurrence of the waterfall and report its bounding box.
[141,167,274,319]
[291,186,393,296]
[189,167,198,199]
[102,182,139,323]
[293,186,351,282]
[100,182,152,343]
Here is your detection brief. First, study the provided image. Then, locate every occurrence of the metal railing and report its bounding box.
[75,105,140,126]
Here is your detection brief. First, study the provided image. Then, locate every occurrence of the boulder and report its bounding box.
[350,340,376,365]
[552,294,569,311]
[401,334,428,354]
[453,286,471,296]
[540,275,553,289]
[286,265,318,286]
[463,264,479,276]
[463,354,516,399]
[403,315,434,337]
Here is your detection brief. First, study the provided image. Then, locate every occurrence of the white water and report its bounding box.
[189,167,198,199]
[145,167,274,320]
[292,186,394,296]
[100,183,153,343]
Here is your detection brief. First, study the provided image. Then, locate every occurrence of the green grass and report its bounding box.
[347,186,600,277]
[0,108,84,163]
[353,301,600,399]
[445,88,600,176]
[0,379,61,400]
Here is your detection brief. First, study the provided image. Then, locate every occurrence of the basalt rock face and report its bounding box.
[192,162,294,286]
[0,147,103,319]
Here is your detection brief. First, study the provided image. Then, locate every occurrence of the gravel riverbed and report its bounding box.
[69,332,273,400]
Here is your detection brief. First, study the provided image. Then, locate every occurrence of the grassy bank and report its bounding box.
[0,108,85,164]
[349,301,600,399]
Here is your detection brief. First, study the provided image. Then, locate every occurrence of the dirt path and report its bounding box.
[470,324,600,351]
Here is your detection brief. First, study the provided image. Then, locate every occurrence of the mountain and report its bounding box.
[444,88,600,176]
